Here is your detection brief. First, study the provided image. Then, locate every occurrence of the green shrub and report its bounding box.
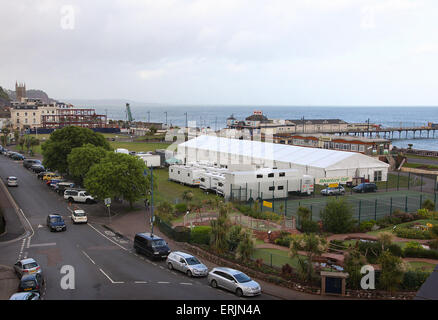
[173,226,191,242]
[401,271,430,291]
[190,226,212,245]
[174,203,188,214]
[377,216,402,228]
[403,247,438,259]
[395,227,433,240]
[359,220,376,232]
[428,239,438,250]
[320,199,356,234]
[405,241,422,249]
[300,219,320,233]
[421,199,436,212]
[358,241,403,264]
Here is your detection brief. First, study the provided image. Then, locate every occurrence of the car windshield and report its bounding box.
[186,257,201,265]
[23,262,38,269]
[233,272,252,283]
[152,239,166,247]
[22,281,36,288]
[74,211,86,216]
[50,217,63,223]
[8,177,17,181]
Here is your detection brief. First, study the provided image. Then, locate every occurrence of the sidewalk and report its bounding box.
[0,265,18,300]
[90,209,346,300]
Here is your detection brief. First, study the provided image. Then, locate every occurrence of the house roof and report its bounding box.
[179,135,389,170]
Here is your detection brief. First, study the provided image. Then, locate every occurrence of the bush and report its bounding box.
[190,226,212,245]
[377,216,402,228]
[274,233,293,247]
[174,203,188,214]
[395,226,433,240]
[320,199,356,234]
[359,220,376,232]
[428,239,438,250]
[401,271,430,291]
[358,241,403,264]
[403,247,438,259]
[405,241,422,249]
[393,211,415,223]
[422,199,436,212]
[300,219,320,233]
[173,226,191,242]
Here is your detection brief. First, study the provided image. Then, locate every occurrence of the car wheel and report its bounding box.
[236,288,243,297]
[168,263,173,270]
[187,270,192,278]
[211,279,218,288]
[68,197,74,203]
[86,199,91,204]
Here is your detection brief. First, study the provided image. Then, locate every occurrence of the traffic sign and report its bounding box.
[104,198,111,205]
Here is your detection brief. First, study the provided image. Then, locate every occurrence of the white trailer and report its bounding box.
[115,148,129,154]
[221,168,314,201]
[137,153,161,168]
[168,165,204,186]
[199,171,225,192]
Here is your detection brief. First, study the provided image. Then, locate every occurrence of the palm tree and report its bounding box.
[236,229,255,261]
[210,202,231,254]
[289,233,328,282]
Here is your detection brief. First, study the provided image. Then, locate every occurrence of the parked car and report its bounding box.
[23,159,42,169]
[353,183,378,193]
[47,214,67,232]
[133,233,171,259]
[37,171,50,180]
[30,164,46,173]
[71,209,88,224]
[55,182,75,195]
[64,189,95,204]
[18,274,45,294]
[208,267,261,297]
[13,258,42,278]
[321,186,345,196]
[7,176,18,187]
[166,251,208,277]
[42,173,61,181]
[9,292,41,300]
[11,153,25,160]
[46,179,65,187]
[6,151,17,158]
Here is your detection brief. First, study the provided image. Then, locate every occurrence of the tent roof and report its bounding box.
[179,135,389,170]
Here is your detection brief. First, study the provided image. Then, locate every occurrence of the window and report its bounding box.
[374,171,382,182]
[279,172,285,177]
[268,173,274,178]
[359,145,365,152]
[269,186,275,191]
[256,174,263,178]
[278,186,284,190]
[351,144,358,151]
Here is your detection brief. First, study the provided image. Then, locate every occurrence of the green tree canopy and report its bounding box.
[67,143,108,185]
[320,199,356,234]
[84,152,150,209]
[41,126,111,174]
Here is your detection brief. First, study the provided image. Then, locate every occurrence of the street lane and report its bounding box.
[0,155,277,300]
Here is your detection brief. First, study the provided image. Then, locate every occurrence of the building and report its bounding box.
[273,133,391,156]
[15,82,26,102]
[177,135,390,183]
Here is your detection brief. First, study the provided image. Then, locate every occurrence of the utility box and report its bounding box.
[320,271,349,296]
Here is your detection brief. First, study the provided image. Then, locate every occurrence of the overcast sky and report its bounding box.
[1,0,438,106]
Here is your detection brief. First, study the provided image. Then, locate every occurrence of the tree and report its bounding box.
[84,152,150,209]
[297,206,319,233]
[320,199,356,234]
[67,144,108,185]
[289,233,328,282]
[41,126,111,174]
[377,232,394,251]
[378,251,406,293]
[182,190,194,203]
[422,199,435,211]
[236,229,255,261]
[155,201,175,223]
[343,248,367,289]
[227,225,243,252]
[210,201,231,254]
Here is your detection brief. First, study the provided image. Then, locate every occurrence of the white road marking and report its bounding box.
[157,281,170,284]
[180,282,193,286]
[18,238,26,260]
[99,268,124,284]
[135,281,148,284]
[29,242,56,248]
[81,250,96,265]
[87,223,128,251]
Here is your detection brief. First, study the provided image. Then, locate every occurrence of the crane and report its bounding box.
[125,103,134,125]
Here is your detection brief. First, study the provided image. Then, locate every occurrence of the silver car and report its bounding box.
[14,258,42,278]
[208,267,261,297]
[9,292,40,300]
[166,251,208,277]
[7,176,18,187]
[321,186,345,196]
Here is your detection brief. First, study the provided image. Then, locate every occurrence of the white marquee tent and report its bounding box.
[177,135,390,182]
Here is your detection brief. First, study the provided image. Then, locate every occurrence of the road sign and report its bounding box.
[104,198,111,205]
[263,201,272,208]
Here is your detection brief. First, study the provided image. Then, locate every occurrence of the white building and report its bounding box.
[177,135,390,183]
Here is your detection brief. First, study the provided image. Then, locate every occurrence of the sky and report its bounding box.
[1,0,438,106]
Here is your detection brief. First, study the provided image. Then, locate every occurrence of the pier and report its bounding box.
[330,126,438,140]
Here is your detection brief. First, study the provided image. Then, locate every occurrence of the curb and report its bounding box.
[0,177,31,245]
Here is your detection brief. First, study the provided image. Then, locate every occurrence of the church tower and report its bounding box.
[15,81,26,102]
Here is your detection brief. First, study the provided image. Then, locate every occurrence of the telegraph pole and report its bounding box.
[164,111,168,128]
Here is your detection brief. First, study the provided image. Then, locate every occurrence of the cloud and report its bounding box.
[137,69,166,80]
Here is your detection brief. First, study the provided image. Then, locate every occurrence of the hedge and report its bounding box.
[401,271,431,291]
[358,241,403,264]
[395,227,433,240]
[403,247,438,259]
[190,226,212,245]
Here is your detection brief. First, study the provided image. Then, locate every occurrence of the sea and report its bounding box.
[88,105,438,151]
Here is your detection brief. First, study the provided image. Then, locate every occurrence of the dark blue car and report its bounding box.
[46,214,67,232]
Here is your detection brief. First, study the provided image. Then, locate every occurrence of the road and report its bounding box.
[0,155,277,300]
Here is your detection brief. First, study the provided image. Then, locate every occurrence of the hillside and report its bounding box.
[7,89,56,104]
[0,86,11,107]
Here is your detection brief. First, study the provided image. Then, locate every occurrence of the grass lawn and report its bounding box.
[109,141,173,153]
[367,219,438,236]
[403,163,438,170]
[406,261,436,272]
[375,173,423,189]
[252,248,304,269]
